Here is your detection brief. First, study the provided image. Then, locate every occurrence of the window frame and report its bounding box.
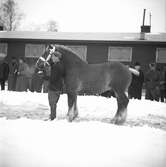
[108,46,132,62]
[0,43,8,58]
[156,48,166,63]
[25,44,46,58]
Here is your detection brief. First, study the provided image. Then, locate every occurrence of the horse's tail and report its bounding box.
[129,67,139,76]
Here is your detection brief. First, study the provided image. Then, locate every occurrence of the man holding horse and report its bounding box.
[36,44,65,120]
[47,45,65,120]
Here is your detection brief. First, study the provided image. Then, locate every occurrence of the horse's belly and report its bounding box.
[78,77,111,94]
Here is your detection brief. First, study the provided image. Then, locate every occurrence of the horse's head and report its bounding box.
[35,44,62,70]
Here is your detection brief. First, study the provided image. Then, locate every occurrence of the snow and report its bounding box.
[0,91,166,167]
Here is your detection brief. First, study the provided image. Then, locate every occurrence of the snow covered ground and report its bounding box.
[0,91,166,167]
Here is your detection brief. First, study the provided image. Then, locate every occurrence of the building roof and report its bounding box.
[0,31,166,43]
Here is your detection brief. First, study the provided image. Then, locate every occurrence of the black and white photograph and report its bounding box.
[0,0,166,167]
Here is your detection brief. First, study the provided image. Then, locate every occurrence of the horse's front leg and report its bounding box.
[67,93,78,122]
[48,90,60,120]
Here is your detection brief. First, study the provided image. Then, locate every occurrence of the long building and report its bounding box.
[0,31,166,71]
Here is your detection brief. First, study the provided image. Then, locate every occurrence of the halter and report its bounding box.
[36,46,56,67]
[36,55,50,67]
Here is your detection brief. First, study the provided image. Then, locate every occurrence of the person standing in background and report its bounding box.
[26,65,35,92]
[8,57,18,91]
[145,63,160,101]
[128,62,144,99]
[165,65,166,102]
[16,58,29,92]
[0,57,9,90]
[159,66,166,102]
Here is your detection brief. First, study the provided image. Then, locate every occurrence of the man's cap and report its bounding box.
[47,44,54,50]
[134,62,141,66]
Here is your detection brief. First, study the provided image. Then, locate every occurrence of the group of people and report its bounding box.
[0,57,49,92]
[128,62,166,102]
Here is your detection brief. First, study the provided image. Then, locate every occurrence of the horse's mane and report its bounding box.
[55,44,75,54]
[55,44,87,64]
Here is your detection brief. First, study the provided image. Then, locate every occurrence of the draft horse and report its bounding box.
[36,45,132,124]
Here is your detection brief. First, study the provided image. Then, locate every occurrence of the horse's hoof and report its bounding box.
[112,116,126,125]
[67,114,78,122]
[112,110,127,125]
[67,116,73,122]
[74,112,78,119]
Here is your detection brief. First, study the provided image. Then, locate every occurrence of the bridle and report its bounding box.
[36,53,51,67]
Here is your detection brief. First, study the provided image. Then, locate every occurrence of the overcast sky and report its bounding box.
[16,0,165,32]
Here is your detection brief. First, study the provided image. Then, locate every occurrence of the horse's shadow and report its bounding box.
[54,114,166,131]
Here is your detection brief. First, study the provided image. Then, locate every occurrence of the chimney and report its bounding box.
[140,9,151,40]
[140,9,146,40]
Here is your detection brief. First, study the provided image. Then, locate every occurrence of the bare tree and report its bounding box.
[21,20,58,32]
[0,0,24,31]
[46,20,58,32]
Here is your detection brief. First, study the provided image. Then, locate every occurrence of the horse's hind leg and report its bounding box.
[67,93,78,122]
[48,90,60,120]
[113,92,129,125]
